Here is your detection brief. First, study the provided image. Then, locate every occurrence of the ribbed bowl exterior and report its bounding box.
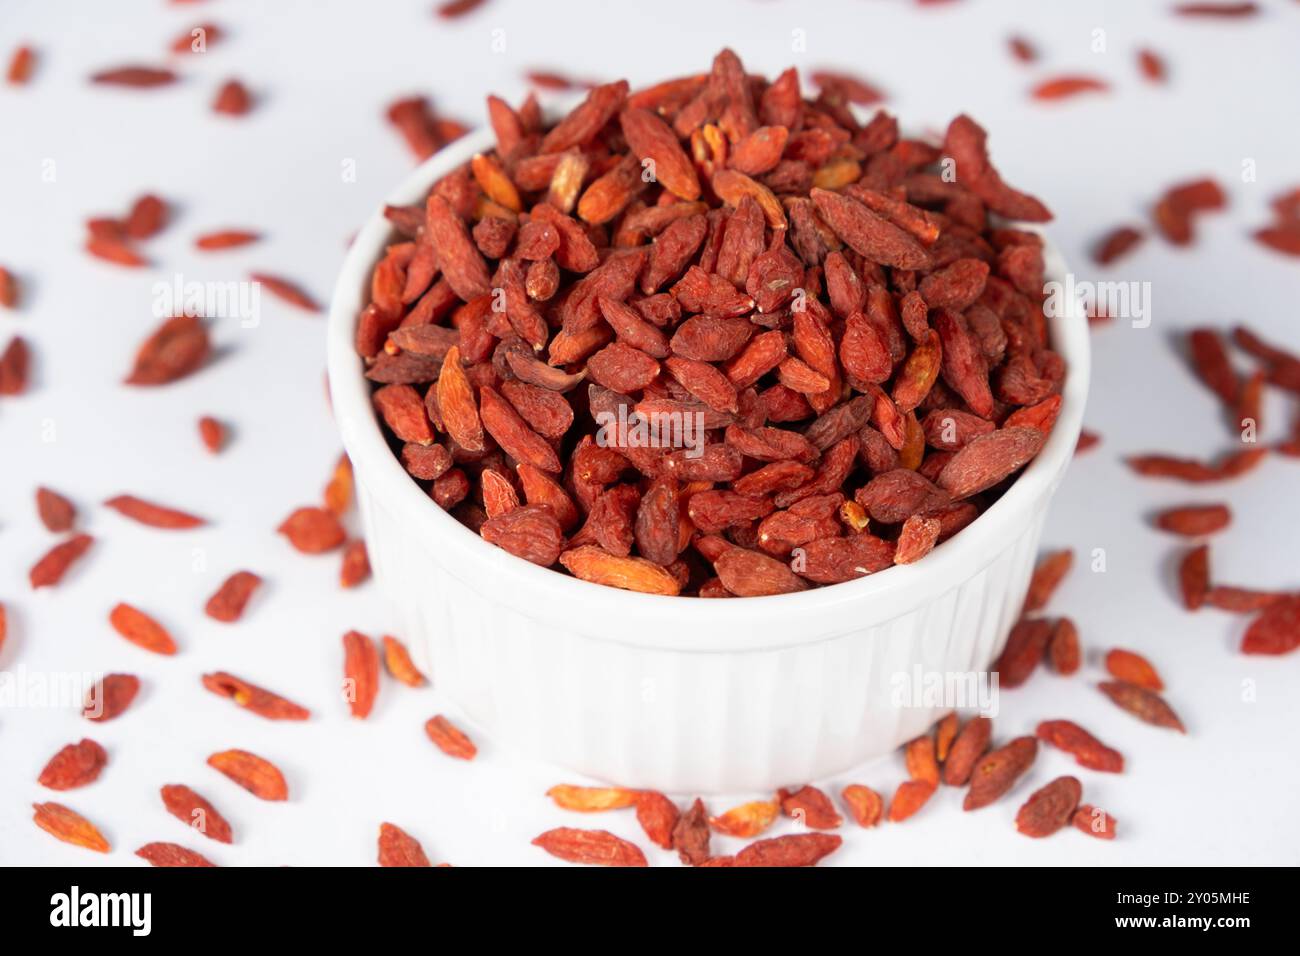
[359,476,1047,792]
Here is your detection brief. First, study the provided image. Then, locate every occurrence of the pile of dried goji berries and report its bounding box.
[356,48,1068,597]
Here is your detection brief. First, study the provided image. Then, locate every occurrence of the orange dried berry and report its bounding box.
[378,823,431,867]
[1098,681,1185,732]
[277,506,346,553]
[381,635,426,686]
[905,735,940,786]
[993,617,1053,689]
[733,833,842,868]
[717,169,790,230]
[620,106,701,201]
[425,714,477,760]
[6,45,35,85]
[1104,648,1164,691]
[1030,75,1110,100]
[964,736,1037,811]
[1015,776,1082,838]
[83,674,140,722]
[195,229,260,250]
[124,193,167,239]
[839,499,870,533]
[204,571,262,623]
[1241,596,1300,656]
[709,799,780,838]
[559,545,681,595]
[86,235,147,267]
[436,346,485,453]
[532,827,647,867]
[323,453,354,515]
[841,784,885,829]
[36,486,77,532]
[1072,804,1117,840]
[211,77,253,116]
[136,842,216,867]
[779,784,842,830]
[200,672,310,720]
[1179,544,1210,610]
[635,791,680,849]
[547,785,640,812]
[470,153,522,212]
[104,494,206,529]
[1091,226,1144,265]
[894,513,941,565]
[342,630,379,719]
[109,603,177,656]
[160,784,233,844]
[1047,617,1081,675]
[1036,719,1124,773]
[373,383,434,444]
[672,797,711,865]
[935,712,959,762]
[1187,328,1238,405]
[29,534,93,589]
[339,539,371,588]
[124,314,210,386]
[0,265,18,307]
[207,749,289,801]
[1154,503,1231,536]
[888,779,936,822]
[1206,586,1291,614]
[0,334,30,394]
[1023,548,1073,612]
[38,739,108,790]
[942,715,992,786]
[32,802,110,853]
[250,272,319,312]
[198,415,227,453]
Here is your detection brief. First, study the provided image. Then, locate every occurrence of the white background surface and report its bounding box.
[1,0,1298,866]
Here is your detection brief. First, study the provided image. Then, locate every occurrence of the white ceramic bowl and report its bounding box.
[326,127,1090,794]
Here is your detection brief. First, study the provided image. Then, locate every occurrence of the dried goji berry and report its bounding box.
[1098,681,1185,732]
[109,603,177,655]
[378,823,431,867]
[136,843,216,867]
[83,674,140,722]
[532,827,647,867]
[106,494,206,529]
[1035,720,1124,772]
[1241,596,1300,656]
[1104,648,1164,690]
[160,784,232,844]
[964,736,1037,810]
[425,714,477,760]
[201,672,310,720]
[29,534,93,588]
[733,833,842,867]
[779,785,843,830]
[36,486,76,532]
[38,739,107,791]
[207,749,289,800]
[1015,776,1082,837]
[33,802,110,852]
[942,716,992,786]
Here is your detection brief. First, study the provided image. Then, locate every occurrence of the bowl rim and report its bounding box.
[326,123,1091,652]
